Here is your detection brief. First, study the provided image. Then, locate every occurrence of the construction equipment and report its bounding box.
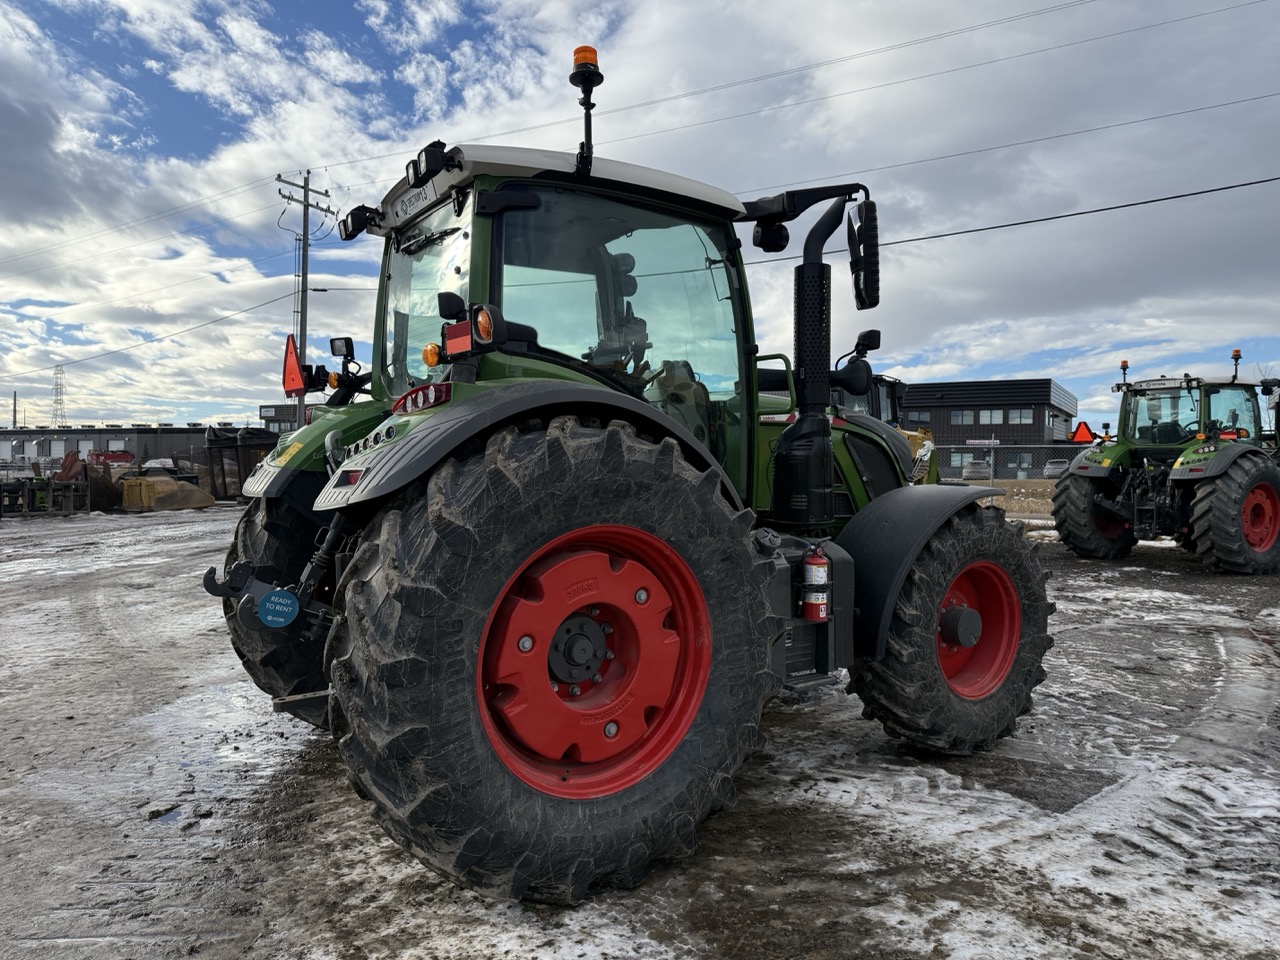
[205,48,1052,903]
[1052,352,1280,572]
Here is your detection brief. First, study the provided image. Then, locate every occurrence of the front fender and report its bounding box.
[834,483,1003,661]
[313,381,739,512]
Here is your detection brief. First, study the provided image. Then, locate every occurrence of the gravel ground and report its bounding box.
[1,505,1277,960]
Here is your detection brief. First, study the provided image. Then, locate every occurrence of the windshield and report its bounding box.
[383,195,471,396]
[495,185,744,456]
[1124,386,1199,443]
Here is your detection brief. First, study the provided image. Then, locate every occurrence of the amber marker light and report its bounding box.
[474,307,494,343]
[327,371,339,389]
[423,343,441,367]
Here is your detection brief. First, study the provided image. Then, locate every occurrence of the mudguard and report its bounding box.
[313,380,741,512]
[834,483,1003,661]
[1169,441,1269,481]
[1065,444,1121,479]
[242,403,391,501]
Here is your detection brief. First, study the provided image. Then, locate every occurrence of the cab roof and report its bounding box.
[374,143,747,234]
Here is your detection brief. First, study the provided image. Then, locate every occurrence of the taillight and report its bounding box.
[392,382,452,415]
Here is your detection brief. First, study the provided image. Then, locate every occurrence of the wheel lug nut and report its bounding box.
[517,635,533,652]
[604,721,618,738]
[569,684,581,696]
[602,623,613,635]
[635,588,649,604]
[605,649,615,660]
[590,606,600,617]
[592,673,602,684]
[551,682,559,692]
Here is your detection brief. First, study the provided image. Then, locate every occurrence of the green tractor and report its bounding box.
[205,49,1052,903]
[1052,353,1280,573]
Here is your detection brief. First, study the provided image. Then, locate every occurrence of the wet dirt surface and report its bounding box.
[1,506,1278,959]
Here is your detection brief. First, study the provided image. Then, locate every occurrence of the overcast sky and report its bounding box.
[1,0,1277,432]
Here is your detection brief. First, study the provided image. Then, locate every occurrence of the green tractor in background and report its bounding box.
[205,48,1052,903]
[1052,352,1280,573]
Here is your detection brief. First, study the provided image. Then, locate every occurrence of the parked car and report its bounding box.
[962,459,992,480]
[1042,459,1070,479]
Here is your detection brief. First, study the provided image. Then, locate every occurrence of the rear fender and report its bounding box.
[1170,441,1268,481]
[834,484,1003,661]
[314,381,739,512]
[1065,444,1126,479]
[242,403,391,501]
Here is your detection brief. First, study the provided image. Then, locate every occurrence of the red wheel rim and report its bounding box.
[478,525,711,799]
[935,561,1021,699]
[1241,481,1279,551]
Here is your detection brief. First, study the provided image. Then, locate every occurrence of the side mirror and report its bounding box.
[329,337,354,361]
[849,200,880,310]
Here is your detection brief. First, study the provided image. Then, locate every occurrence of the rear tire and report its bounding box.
[326,417,778,903]
[852,507,1054,754]
[224,498,329,727]
[1051,473,1136,559]
[1190,457,1280,574]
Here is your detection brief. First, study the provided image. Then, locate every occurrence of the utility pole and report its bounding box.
[276,172,335,427]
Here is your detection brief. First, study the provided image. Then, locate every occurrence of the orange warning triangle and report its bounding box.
[282,334,307,397]
[1070,421,1094,443]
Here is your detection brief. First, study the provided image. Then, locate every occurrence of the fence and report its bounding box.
[936,444,1082,481]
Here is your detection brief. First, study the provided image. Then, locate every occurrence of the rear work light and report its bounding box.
[392,382,453,415]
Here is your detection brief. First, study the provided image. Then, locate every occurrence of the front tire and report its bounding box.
[1190,457,1280,574]
[852,507,1054,754]
[1051,473,1136,559]
[223,498,329,727]
[327,417,779,903]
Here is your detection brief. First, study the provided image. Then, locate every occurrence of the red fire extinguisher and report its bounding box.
[801,545,830,622]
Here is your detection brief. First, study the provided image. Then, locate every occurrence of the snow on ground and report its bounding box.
[1,507,1277,959]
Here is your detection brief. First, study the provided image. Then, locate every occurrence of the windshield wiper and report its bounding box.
[399,226,461,256]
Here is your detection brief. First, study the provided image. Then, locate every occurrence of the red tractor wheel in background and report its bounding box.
[1191,457,1280,574]
[853,506,1054,754]
[326,417,778,904]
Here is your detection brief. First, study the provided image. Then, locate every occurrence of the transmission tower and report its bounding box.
[51,365,68,426]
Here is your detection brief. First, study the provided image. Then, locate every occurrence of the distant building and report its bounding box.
[902,378,1079,479]
[0,424,212,468]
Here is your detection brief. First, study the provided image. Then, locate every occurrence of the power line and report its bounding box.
[28,248,296,324]
[6,177,1276,381]
[423,0,1107,148]
[883,175,1280,246]
[0,177,276,269]
[0,292,297,381]
[0,202,282,282]
[733,91,1280,196]
[742,174,1280,266]
[0,0,1147,258]
[600,0,1275,148]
